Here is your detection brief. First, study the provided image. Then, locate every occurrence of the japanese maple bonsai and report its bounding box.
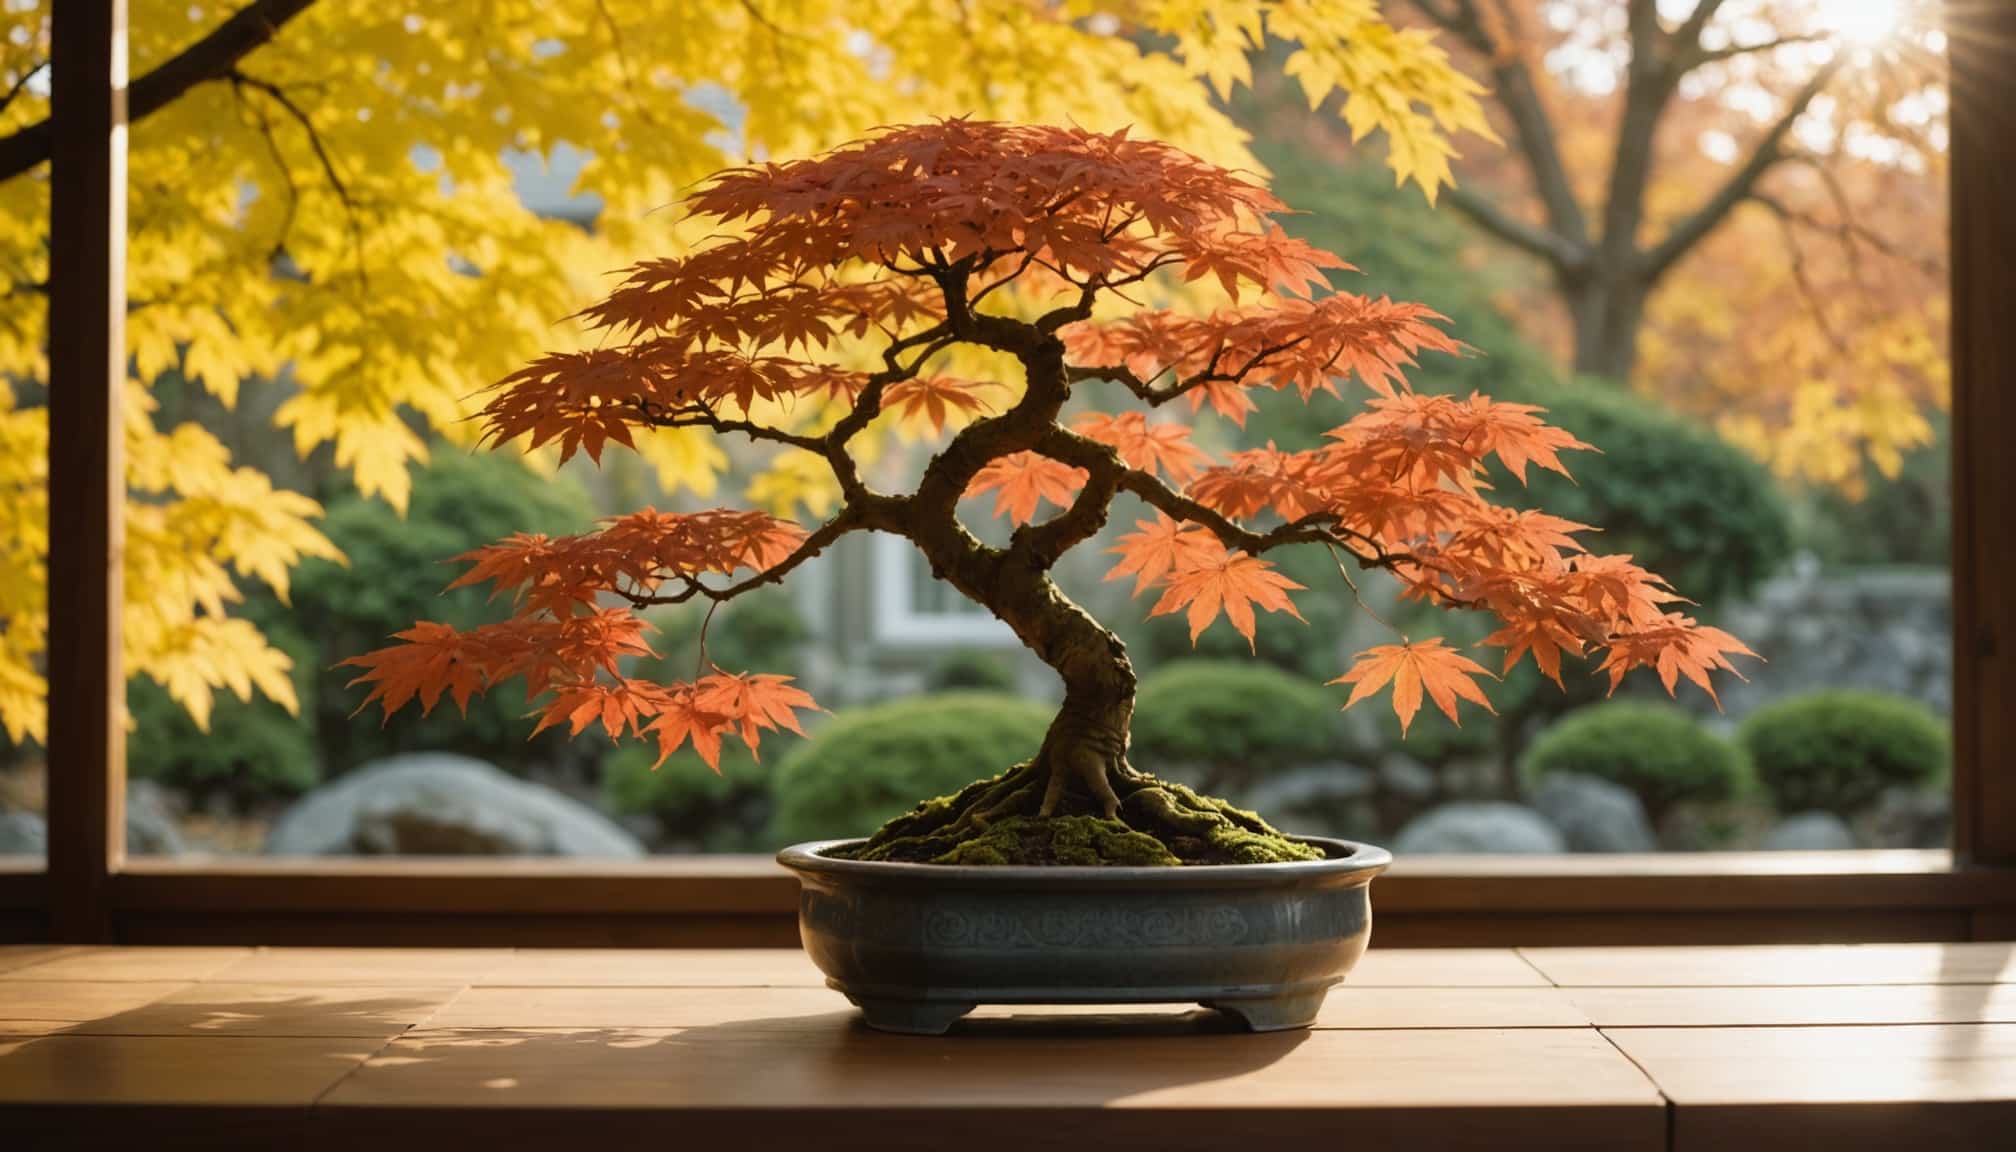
[347,120,1747,1028]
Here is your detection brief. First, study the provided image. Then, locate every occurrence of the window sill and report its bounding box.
[0,850,2004,947]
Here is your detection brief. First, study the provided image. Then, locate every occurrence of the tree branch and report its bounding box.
[1444,183,1587,270]
[1409,0,1591,249]
[614,504,872,608]
[227,68,367,282]
[634,403,829,454]
[1670,0,1732,58]
[0,61,46,118]
[1035,427,1393,569]
[1641,56,1845,283]
[0,0,319,183]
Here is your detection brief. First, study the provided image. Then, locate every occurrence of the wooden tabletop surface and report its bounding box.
[2,942,2012,1150]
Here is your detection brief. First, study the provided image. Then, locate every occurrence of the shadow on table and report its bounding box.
[345,1001,1313,1110]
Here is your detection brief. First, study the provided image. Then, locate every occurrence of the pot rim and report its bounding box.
[777,835,1392,888]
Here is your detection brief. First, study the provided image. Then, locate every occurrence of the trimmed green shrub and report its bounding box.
[1739,691,1949,816]
[1521,700,1749,821]
[924,648,1018,693]
[1131,661,1345,794]
[126,613,320,803]
[767,693,1053,844]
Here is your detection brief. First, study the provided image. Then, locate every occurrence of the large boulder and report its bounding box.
[1761,810,1858,851]
[0,810,45,853]
[0,799,185,856]
[265,754,645,857]
[124,779,186,856]
[1860,787,1951,850]
[1530,773,1657,853]
[1394,802,1565,855]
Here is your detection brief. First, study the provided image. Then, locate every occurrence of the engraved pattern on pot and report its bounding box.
[924,902,1248,949]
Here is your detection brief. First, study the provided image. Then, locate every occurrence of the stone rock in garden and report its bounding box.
[0,801,183,857]
[1242,764,1380,843]
[124,779,186,856]
[1530,772,1658,853]
[1761,810,1858,851]
[1860,787,1952,850]
[264,753,645,858]
[1393,802,1565,855]
[1377,755,1438,801]
[1243,763,1376,812]
[0,810,46,853]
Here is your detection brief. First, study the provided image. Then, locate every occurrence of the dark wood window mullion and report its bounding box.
[1950,0,2016,871]
[45,0,127,942]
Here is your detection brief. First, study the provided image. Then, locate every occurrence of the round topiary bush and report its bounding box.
[1521,700,1749,822]
[1739,691,1948,816]
[923,648,1018,693]
[1131,661,1346,795]
[767,693,1054,845]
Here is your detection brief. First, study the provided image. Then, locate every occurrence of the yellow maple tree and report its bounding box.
[0,0,1493,744]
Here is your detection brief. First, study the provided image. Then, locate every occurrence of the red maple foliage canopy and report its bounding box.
[344,120,1751,820]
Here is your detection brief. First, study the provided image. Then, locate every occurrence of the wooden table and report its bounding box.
[2,943,2012,1149]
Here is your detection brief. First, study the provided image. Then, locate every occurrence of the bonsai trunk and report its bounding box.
[841,533,1319,865]
[836,297,1319,864]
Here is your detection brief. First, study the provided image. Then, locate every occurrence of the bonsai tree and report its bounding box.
[344,120,1751,865]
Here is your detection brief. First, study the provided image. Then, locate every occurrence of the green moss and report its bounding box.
[930,816,1181,866]
[836,762,1324,866]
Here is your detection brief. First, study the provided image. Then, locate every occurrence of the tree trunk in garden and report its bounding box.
[1568,272,1647,384]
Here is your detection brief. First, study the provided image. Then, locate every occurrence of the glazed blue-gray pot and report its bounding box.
[776,836,1391,1034]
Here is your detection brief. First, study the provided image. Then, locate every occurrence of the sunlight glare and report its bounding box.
[1815,0,1910,47]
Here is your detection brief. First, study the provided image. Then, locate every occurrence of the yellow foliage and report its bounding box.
[0,0,1490,741]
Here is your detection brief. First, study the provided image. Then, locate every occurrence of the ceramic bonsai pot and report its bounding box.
[776,836,1392,1034]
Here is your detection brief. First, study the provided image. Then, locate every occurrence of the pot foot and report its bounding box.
[1201,990,1328,1032]
[850,997,976,1035]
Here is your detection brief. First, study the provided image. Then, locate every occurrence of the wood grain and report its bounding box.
[209,948,512,985]
[426,984,1589,1032]
[324,1023,1663,1114]
[0,947,70,975]
[1570,982,2016,1027]
[1521,942,2016,987]
[1348,946,1549,985]
[43,0,127,948]
[478,947,824,987]
[1605,1023,2016,1104]
[0,1034,382,1104]
[1949,0,2016,870]
[65,983,462,1038]
[0,945,249,981]
[0,980,184,1023]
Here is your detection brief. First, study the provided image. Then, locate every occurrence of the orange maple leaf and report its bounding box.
[1332,639,1498,735]
[965,452,1088,525]
[691,671,821,756]
[1148,547,1306,650]
[1073,410,1212,484]
[884,376,997,432]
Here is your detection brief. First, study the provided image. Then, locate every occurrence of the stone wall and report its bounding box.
[1708,557,1950,725]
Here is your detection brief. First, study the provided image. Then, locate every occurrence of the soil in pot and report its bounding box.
[833,761,1322,866]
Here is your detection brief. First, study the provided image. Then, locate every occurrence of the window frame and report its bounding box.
[11,0,2015,947]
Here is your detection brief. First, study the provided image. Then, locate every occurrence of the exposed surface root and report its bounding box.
[834,760,1323,866]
